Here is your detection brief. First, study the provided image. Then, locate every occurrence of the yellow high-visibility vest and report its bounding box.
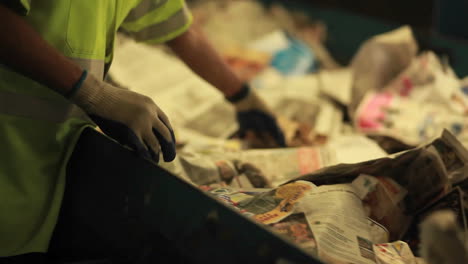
[0,0,192,256]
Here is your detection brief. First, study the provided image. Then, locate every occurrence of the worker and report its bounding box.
[0,0,285,262]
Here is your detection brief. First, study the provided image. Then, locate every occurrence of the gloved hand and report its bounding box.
[69,70,176,163]
[227,84,286,147]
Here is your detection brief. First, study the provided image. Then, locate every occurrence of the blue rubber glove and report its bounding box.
[227,84,286,147]
[69,71,176,163]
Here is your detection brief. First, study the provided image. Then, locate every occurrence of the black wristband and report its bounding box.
[65,70,88,99]
[225,83,250,103]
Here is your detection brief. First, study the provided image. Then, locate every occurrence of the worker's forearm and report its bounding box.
[167,27,243,97]
[0,4,82,96]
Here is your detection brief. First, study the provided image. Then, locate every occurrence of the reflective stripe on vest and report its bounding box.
[126,0,168,22]
[132,5,190,42]
[0,90,91,123]
[70,58,105,80]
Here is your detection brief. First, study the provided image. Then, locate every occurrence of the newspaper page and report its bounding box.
[296,184,376,264]
[202,175,452,264]
[211,181,382,263]
[270,215,389,262]
[204,180,416,264]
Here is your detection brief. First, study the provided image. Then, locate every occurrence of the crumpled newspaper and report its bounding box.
[355,51,468,152]
[160,150,272,189]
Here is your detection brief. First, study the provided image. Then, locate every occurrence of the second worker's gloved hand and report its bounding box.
[69,70,176,163]
[227,84,286,147]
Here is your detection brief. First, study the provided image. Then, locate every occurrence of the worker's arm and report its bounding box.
[166,27,286,147]
[0,4,82,95]
[0,4,175,162]
[166,27,242,97]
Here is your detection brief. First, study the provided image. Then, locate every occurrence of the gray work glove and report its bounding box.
[70,71,176,163]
